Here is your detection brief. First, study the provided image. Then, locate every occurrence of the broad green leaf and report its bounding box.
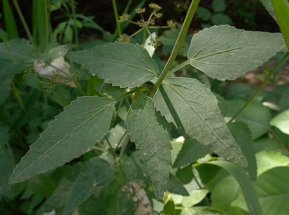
[187,25,285,80]
[154,77,247,168]
[208,161,262,215]
[69,43,159,88]
[228,122,257,179]
[219,98,271,140]
[127,96,171,200]
[256,167,289,215]
[270,109,289,135]
[173,137,209,168]
[10,96,115,183]
[0,39,33,104]
[63,158,113,215]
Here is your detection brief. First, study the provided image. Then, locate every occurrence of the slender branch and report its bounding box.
[228,51,289,124]
[112,0,122,37]
[152,0,200,95]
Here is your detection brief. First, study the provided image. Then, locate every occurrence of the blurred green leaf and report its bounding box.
[212,0,227,12]
[270,109,289,135]
[197,7,212,21]
[211,14,232,25]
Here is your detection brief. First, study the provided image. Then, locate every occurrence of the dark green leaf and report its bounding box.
[212,0,227,12]
[127,96,171,200]
[168,174,189,196]
[69,43,159,88]
[187,25,285,80]
[63,158,113,215]
[10,96,115,183]
[154,77,247,168]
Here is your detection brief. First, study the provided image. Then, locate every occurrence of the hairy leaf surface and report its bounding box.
[154,77,247,167]
[69,43,159,88]
[63,158,113,215]
[0,39,33,104]
[187,25,285,80]
[10,96,114,183]
[127,96,171,200]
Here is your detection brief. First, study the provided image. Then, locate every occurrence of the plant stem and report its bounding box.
[112,0,122,37]
[152,0,200,95]
[228,51,289,124]
[12,0,34,46]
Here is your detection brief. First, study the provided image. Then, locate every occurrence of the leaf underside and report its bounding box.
[69,43,159,88]
[187,25,285,80]
[127,96,171,200]
[10,96,115,183]
[154,77,247,168]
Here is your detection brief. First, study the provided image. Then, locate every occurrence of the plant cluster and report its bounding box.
[1,0,289,215]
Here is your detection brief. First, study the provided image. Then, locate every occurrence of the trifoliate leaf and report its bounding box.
[10,96,115,183]
[127,96,171,200]
[154,77,247,168]
[69,43,159,88]
[187,25,285,80]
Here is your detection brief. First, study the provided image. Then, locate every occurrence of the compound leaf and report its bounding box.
[154,77,247,168]
[187,25,285,80]
[69,43,159,88]
[10,96,115,183]
[127,96,171,200]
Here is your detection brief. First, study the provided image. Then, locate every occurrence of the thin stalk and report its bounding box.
[71,0,79,44]
[228,51,289,124]
[112,0,122,37]
[118,136,129,159]
[12,0,34,46]
[152,0,200,95]
[3,0,19,39]
[169,59,191,74]
[12,83,25,110]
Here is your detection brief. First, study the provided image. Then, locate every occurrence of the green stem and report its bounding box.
[12,83,25,110]
[152,0,200,95]
[272,0,289,49]
[169,59,191,74]
[3,0,19,39]
[228,51,289,124]
[112,0,122,37]
[12,0,34,46]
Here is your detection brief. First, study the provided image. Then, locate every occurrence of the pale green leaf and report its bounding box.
[154,77,247,168]
[187,25,285,80]
[0,39,33,104]
[270,109,289,134]
[69,43,159,88]
[208,161,262,215]
[256,151,289,176]
[63,158,113,215]
[10,96,115,183]
[127,96,171,200]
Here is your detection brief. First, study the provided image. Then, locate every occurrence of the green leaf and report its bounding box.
[154,77,247,168]
[69,43,159,88]
[196,7,212,21]
[10,96,115,183]
[259,0,274,16]
[211,14,233,25]
[63,158,113,215]
[127,96,171,200]
[228,122,257,180]
[208,161,262,215]
[212,0,227,12]
[270,109,289,135]
[187,25,285,80]
[0,39,33,104]
[0,144,14,198]
[167,174,189,196]
[256,167,289,215]
[173,137,209,168]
